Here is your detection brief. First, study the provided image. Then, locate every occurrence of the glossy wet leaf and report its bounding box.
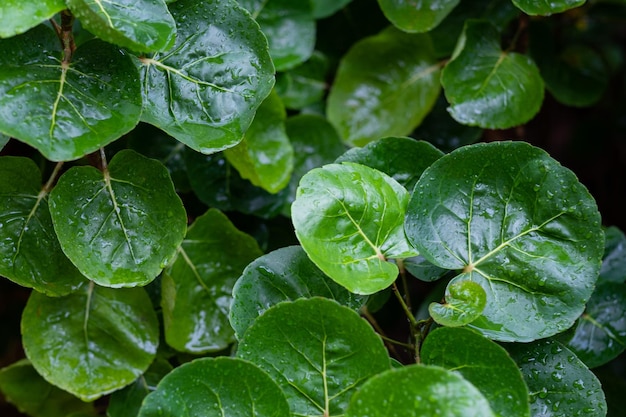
[377,0,460,33]
[429,280,487,327]
[405,141,604,342]
[292,163,418,294]
[421,327,530,417]
[441,20,544,129]
[327,27,441,146]
[512,0,585,15]
[224,91,293,194]
[0,26,142,161]
[138,357,289,417]
[508,339,607,417]
[275,51,329,109]
[599,226,626,283]
[0,157,85,296]
[66,0,176,52]
[0,359,97,417]
[237,298,390,417]
[162,209,262,353]
[345,365,496,417]
[49,149,187,287]
[139,0,275,154]
[230,245,368,340]
[0,0,65,38]
[403,255,448,282]
[21,284,159,401]
[311,0,353,18]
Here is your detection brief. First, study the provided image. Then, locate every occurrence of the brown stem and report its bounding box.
[361,306,403,360]
[60,10,75,65]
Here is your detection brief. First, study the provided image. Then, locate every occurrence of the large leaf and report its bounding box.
[377,0,460,33]
[599,226,626,283]
[66,0,176,52]
[229,245,368,340]
[138,357,290,417]
[0,0,65,38]
[0,157,85,296]
[0,26,142,161]
[512,0,585,15]
[162,209,262,353]
[441,20,544,129]
[428,280,487,327]
[405,141,604,342]
[138,0,275,154]
[311,0,353,18]
[49,150,187,288]
[21,284,159,401]
[327,26,441,146]
[292,162,418,295]
[237,298,391,417]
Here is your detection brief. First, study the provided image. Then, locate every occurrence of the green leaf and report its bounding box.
[0,0,65,38]
[49,149,187,288]
[292,162,418,295]
[512,0,585,15]
[421,327,531,417]
[345,365,496,417]
[21,284,159,401]
[237,298,391,417]
[428,280,487,327]
[403,255,448,282]
[405,141,604,342]
[377,0,460,33]
[0,26,142,161]
[224,91,293,194]
[0,157,85,296]
[138,0,275,154]
[599,226,626,283]
[335,137,444,192]
[162,209,262,353]
[507,339,607,417]
[441,20,544,129]
[0,359,97,417]
[0,133,8,150]
[230,245,368,340]
[138,357,290,417]
[275,51,329,109]
[238,0,315,71]
[311,0,353,18]
[66,0,176,52]
[327,27,441,146]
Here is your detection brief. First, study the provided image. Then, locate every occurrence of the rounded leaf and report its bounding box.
[599,226,626,284]
[512,0,585,15]
[377,0,460,33]
[428,279,486,327]
[312,0,353,18]
[0,0,65,38]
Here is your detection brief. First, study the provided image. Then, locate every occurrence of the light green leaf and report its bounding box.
[162,209,262,353]
[428,280,486,327]
[21,284,159,401]
[512,0,585,15]
[345,365,496,417]
[292,162,418,295]
[0,26,142,161]
[275,51,329,109]
[599,226,626,283]
[327,26,441,146]
[377,0,460,33]
[138,0,275,154]
[237,298,391,417]
[311,0,353,18]
[49,150,187,288]
[405,141,604,342]
[66,0,176,52]
[0,0,65,38]
[441,20,544,129]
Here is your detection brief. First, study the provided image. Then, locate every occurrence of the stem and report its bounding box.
[397,259,412,313]
[361,306,402,360]
[60,10,76,65]
[42,162,64,194]
[99,147,109,172]
[392,282,418,328]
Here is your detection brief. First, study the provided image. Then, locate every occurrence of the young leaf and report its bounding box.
[21,284,159,401]
[275,51,329,109]
[49,150,187,288]
[229,245,368,340]
[512,0,585,15]
[599,226,626,284]
[311,0,353,18]
[0,0,65,38]
[405,141,604,342]
[138,357,290,417]
[237,298,391,417]
[292,162,418,295]
[377,0,460,33]
[162,209,263,353]
[421,327,531,417]
[138,0,275,154]
[327,26,441,146]
[428,280,487,327]
[441,20,544,129]
[345,365,496,417]
[0,26,142,161]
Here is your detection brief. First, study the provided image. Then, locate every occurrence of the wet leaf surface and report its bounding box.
[377,0,460,33]
[512,0,585,15]
[0,0,65,38]
[428,279,487,327]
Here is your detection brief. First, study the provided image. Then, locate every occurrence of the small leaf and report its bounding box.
[428,280,487,327]
[599,226,626,283]
[0,0,65,38]
[292,163,418,295]
[21,284,159,401]
[377,0,460,33]
[403,255,448,282]
[0,134,9,150]
[237,298,391,417]
[441,20,544,129]
[162,209,262,353]
[327,26,441,146]
[229,245,368,340]
[49,150,187,287]
[311,0,353,18]
[512,0,585,15]
[275,51,329,109]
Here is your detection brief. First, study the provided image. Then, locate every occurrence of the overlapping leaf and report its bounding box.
[428,280,486,327]
[512,0,585,15]
[0,134,8,150]
[377,0,460,33]
[0,0,65,38]
[599,226,626,283]
[311,0,353,18]
[275,51,329,109]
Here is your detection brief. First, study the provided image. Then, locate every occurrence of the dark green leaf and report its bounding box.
[49,150,187,287]
[0,0,65,38]
[377,0,460,33]
[599,226,626,283]
[327,27,441,146]
[403,255,448,282]
[237,298,390,417]
[405,141,604,342]
[292,163,418,294]
[275,51,329,109]
[428,280,487,327]
[21,284,159,401]
[512,0,585,15]
[311,0,353,18]
[0,134,8,150]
